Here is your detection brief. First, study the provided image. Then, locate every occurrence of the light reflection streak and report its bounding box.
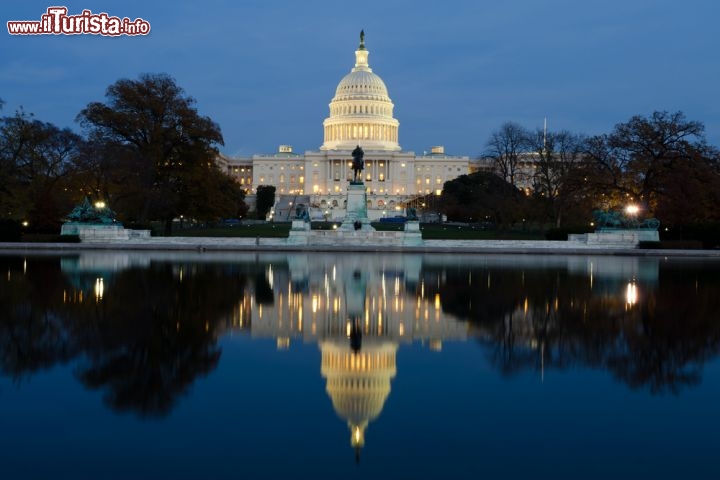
[626,282,638,306]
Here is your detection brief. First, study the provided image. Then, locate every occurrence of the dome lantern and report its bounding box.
[321,33,401,152]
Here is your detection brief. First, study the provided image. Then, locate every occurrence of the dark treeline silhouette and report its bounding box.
[0,74,247,236]
[442,112,720,244]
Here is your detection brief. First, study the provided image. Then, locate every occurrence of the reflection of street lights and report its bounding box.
[626,281,638,306]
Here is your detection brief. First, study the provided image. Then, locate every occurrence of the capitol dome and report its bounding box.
[321,32,401,151]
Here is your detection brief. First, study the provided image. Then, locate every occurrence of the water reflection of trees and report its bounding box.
[421,262,720,394]
[3,252,720,417]
[0,257,78,379]
[0,256,270,416]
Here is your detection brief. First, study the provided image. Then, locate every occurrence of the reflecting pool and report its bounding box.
[1,252,719,479]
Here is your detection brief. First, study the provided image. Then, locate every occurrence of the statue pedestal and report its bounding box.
[287,219,312,245]
[61,222,151,242]
[402,220,423,246]
[340,183,374,232]
[568,229,659,246]
[284,181,424,247]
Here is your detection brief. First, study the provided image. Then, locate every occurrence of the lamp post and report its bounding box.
[625,204,640,227]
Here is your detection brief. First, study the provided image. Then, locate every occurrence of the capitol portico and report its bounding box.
[218,32,473,220]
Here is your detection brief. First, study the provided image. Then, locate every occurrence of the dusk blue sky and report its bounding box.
[2,0,719,157]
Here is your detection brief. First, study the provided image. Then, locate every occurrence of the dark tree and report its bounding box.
[256,184,276,220]
[583,111,716,221]
[440,172,523,227]
[77,73,239,234]
[527,129,588,228]
[0,109,83,231]
[485,122,531,189]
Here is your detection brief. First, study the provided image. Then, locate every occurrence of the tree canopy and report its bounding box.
[0,109,83,231]
[441,171,523,227]
[582,111,719,226]
[77,73,245,233]
[255,185,276,220]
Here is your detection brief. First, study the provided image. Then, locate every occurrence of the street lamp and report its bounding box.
[625,204,640,216]
[625,204,640,227]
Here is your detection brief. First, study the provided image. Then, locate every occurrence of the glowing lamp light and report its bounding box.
[21,220,29,227]
[94,201,106,209]
[625,204,640,215]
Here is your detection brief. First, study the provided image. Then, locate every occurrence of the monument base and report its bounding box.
[285,182,424,247]
[339,183,375,232]
[569,229,659,246]
[402,220,423,246]
[287,219,312,244]
[61,222,150,242]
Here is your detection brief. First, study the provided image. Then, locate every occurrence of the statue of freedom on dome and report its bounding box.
[351,145,364,183]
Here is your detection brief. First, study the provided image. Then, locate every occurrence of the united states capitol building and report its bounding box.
[217,33,484,220]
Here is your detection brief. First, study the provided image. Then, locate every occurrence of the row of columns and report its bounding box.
[325,123,398,142]
[330,159,389,182]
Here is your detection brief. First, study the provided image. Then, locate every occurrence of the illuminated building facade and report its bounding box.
[218,33,472,220]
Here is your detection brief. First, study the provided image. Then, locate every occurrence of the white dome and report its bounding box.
[321,34,400,151]
[335,70,390,100]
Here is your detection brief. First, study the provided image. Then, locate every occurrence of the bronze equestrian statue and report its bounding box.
[351,145,364,183]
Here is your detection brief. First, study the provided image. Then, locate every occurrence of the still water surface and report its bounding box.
[1,251,719,479]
